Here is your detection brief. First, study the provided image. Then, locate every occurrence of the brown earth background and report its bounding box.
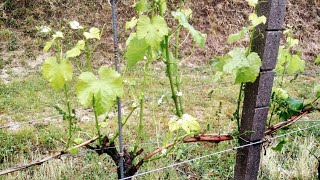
[0,0,319,69]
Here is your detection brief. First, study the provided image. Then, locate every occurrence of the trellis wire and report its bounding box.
[296,120,320,123]
[0,124,318,176]
[110,0,125,178]
[120,124,320,180]
[75,141,160,155]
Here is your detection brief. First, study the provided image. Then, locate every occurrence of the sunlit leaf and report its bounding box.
[52,31,64,39]
[222,48,245,73]
[125,37,149,67]
[135,0,149,13]
[245,0,258,7]
[168,115,179,132]
[276,47,305,75]
[66,40,85,58]
[84,27,100,40]
[168,114,201,134]
[76,67,123,115]
[286,37,299,48]
[126,33,136,46]
[180,8,192,18]
[42,57,73,90]
[286,55,305,75]
[158,0,167,16]
[126,17,138,30]
[74,138,84,145]
[249,13,267,27]
[39,26,51,33]
[213,48,261,84]
[272,87,289,100]
[172,11,206,47]
[44,39,54,52]
[137,15,168,48]
[228,27,248,44]
[235,52,261,83]
[69,21,83,30]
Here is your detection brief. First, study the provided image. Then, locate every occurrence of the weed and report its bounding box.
[0,29,14,41]
[260,128,319,179]
[0,58,8,69]
[3,0,15,11]
[7,36,18,51]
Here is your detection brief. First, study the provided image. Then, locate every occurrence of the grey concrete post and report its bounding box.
[234,0,287,179]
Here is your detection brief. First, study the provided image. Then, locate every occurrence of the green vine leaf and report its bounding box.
[66,40,85,58]
[180,8,192,18]
[168,114,201,134]
[137,15,168,48]
[69,20,83,30]
[235,52,262,83]
[52,31,64,39]
[44,39,54,52]
[276,47,305,75]
[227,27,248,44]
[157,0,167,16]
[126,17,138,30]
[74,138,84,145]
[272,87,289,100]
[271,139,287,152]
[76,67,123,116]
[84,27,100,40]
[286,55,305,74]
[245,0,258,7]
[135,0,149,13]
[315,55,320,64]
[172,11,206,47]
[314,85,320,98]
[126,33,137,46]
[213,48,262,84]
[286,37,299,48]
[287,97,304,112]
[42,57,73,90]
[125,37,149,67]
[249,13,266,27]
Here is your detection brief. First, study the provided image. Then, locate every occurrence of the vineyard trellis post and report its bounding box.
[234,0,287,179]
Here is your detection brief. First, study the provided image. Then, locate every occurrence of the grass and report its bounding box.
[0,62,319,179]
[0,73,64,125]
[260,124,320,179]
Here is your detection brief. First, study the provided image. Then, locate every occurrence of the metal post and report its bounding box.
[234,0,287,179]
[110,0,125,179]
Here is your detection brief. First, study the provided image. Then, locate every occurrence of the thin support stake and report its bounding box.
[110,0,125,179]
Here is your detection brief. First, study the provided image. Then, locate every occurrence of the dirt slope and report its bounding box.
[0,0,319,68]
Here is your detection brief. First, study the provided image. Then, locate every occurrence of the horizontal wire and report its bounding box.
[295,120,320,123]
[1,124,318,176]
[120,124,320,180]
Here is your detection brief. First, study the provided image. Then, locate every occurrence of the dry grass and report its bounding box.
[261,134,319,179]
[0,0,319,67]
